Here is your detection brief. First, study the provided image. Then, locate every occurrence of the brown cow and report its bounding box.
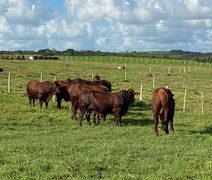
[78,89,136,126]
[55,80,109,120]
[151,87,175,136]
[26,80,60,108]
[67,77,112,92]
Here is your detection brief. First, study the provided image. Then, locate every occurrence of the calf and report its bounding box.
[78,89,136,126]
[26,80,60,108]
[151,87,175,136]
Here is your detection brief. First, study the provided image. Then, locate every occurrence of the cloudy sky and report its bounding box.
[0,0,212,52]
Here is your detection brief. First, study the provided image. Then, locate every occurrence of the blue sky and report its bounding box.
[0,0,212,52]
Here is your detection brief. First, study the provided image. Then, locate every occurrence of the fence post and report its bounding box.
[152,77,155,89]
[139,83,143,101]
[124,71,127,81]
[201,92,204,115]
[183,88,187,112]
[188,66,191,72]
[40,72,43,82]
[8,71,11,93]
[168,67,171,75]
[52,76,57,102]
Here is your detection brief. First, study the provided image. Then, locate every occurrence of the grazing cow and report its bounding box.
[26,80,60,108]
[78,89,136,126]
[67,77,112,92]
[151,87,175,136]
[55,80,109,120]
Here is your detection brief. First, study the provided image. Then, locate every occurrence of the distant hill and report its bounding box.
[0,49,212,62]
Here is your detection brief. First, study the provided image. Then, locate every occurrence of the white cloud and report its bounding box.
[1,0,212,52]
[0,16,10,33]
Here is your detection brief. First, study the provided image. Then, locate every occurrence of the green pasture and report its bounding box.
[0,57,211,179]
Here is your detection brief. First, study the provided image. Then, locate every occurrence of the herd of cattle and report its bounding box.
[26,76,175,136]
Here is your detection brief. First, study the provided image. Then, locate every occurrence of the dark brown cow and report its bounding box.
[67,77,112,92]
[78,89,136,126]
[55,80,72,109]
[55,80,109,120]
[26,80,60,108]
[151,87,175,136]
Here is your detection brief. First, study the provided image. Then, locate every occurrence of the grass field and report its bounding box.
[0,57,211,179]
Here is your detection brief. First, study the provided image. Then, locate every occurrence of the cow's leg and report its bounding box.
[56,97,62,109]
[32,98,35,107]
[86,110,91,126]
[97,114,101,124]
[70,104,77,120]
[79,109,86,126]
[154,112,159,136]
[93,113,96,124]
[115,113,122,127]
[160,113,165,131]
[93,113,100,125]
[170,119,174,132]
[164,109,169,134]
[39,99,43,108]
[102,114,106,122]
[45,102,48,108]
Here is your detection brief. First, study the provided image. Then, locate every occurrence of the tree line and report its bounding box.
[0,49,212,62]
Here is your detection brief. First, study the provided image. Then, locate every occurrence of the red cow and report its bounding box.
[78,89,136,126]
[26,80,60,108]
[67,77,112,92]
[55,80,109,120]
[151,87,175,136]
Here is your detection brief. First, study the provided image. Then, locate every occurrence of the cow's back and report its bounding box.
[151,87,169,113]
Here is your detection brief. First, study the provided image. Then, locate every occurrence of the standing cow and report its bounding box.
[78,89,136,126]
[26,80,60,108]
[55,80,109,121]
[67,77,112,92]
[151,87,175,136]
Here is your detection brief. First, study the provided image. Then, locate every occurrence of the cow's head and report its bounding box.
[126,89,137,103]
[54,81,61,94]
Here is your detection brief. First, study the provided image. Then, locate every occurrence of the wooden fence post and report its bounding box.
[139,83,143,101]
[8,71,11,93]
[53,76,57,102]
[168,67,171,75]
[152,77,155,89]
[124,71,127,81]
[183,88,187,112]
[201,92,204,115]
[188,66,191,72]
[40,72,43,82]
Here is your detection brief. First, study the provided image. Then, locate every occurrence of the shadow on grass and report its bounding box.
[189,126,212,135]
[123,100,153,126]
[124,117,153,126]
[131,100,152,111]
